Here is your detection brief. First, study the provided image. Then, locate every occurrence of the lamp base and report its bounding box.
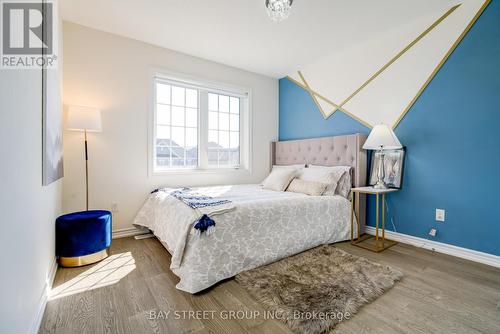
[373,180,388,189]
[374,150,388,189]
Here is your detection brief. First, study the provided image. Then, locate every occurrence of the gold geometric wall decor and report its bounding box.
[287,0,490,129]
[393,0,491,128]
[289,73,374,128]
[297,71,334,119]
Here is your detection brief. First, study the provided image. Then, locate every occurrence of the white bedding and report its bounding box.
[133,184,356,293]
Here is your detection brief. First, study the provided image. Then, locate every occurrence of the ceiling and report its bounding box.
[61,0,460,78]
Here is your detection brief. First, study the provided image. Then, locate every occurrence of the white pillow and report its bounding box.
[297,168,340,196]
[335,170,352,198]
[309,165,351,198]
[286,179,327,196]
[262,167,297,191]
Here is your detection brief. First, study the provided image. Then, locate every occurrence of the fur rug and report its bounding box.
[235,245,403,334]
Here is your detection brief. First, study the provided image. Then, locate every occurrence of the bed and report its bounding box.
[133,133,367,293]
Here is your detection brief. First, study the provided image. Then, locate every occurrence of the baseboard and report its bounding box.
[365,226,500,269]
[30,257,58,334]
[112,227,149,239]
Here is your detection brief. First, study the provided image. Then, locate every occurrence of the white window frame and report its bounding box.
[148,68,252,176]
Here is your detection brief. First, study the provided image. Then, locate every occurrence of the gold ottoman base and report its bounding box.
[58,249,108,267]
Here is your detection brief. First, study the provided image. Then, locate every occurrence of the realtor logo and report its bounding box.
[1,0,57,68]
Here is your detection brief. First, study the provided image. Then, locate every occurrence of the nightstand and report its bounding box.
[350,186,398,252]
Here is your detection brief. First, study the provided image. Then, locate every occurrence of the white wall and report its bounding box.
[0,63,62,334]
[62,22,278,231]
[0,3,63,333]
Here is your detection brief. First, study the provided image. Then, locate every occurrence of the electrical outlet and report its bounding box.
[435,209,445,222]
[111,202,119,212]
[428,228,437,237]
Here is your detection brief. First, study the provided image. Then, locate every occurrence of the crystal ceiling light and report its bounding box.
[266,0,293,22]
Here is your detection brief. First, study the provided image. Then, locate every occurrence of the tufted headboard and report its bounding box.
[270,133,368,187]
[270,133,368,230]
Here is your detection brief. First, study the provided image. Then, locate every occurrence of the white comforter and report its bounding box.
[133,184,355,293]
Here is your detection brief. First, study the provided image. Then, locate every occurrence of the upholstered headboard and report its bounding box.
[270,133,368,230]
[271,133,368,187]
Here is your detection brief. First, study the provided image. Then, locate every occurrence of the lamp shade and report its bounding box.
[363,123,402,150]
[67,106,102,132]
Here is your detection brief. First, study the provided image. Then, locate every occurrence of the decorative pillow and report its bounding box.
[286,178,327,196]
[335,170,352,198]
[306,165,352,197]
[262,167,297,191]
[297,167,342,196]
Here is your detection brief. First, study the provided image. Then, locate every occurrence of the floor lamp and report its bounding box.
[67,106,102,211]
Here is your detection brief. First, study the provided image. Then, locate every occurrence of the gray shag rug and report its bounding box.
[235,245,403,334]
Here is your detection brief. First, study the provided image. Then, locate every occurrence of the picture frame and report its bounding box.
[369,147,406,189]
[42,0,63,186]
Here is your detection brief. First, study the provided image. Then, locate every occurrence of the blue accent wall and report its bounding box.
[279,79,370,139]
[279,0,500,256]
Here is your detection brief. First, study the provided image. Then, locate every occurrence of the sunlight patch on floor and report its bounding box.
[49,252,135,300]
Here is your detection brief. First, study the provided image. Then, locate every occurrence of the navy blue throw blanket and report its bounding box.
[151,188,232,234]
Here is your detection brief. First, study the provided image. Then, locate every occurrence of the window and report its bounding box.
[155,82,199,168]
[208,93,240,167]
[152,73,249,173]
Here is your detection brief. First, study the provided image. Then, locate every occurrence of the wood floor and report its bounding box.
[40,236,500,334]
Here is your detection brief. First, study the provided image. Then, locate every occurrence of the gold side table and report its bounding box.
[350,187,398,252]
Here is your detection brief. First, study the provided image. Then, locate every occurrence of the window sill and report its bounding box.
[151,167,250,177]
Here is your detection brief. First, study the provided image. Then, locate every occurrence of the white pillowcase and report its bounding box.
[297,167,340,196]
[304,165,352,197]
[262,167,298,191]
[335,170,352,198]
[286,179,327,196]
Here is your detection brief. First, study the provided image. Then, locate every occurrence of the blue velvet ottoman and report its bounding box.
[56,210,112,267]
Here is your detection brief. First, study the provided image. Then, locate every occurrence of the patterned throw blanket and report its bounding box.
[170,188,231,209]
[152,188,234,234]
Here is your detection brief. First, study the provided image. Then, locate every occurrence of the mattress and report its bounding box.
[133,184,355,293]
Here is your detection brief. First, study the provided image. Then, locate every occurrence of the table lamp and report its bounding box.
[67,106,102,210]
[363,123,402,189]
